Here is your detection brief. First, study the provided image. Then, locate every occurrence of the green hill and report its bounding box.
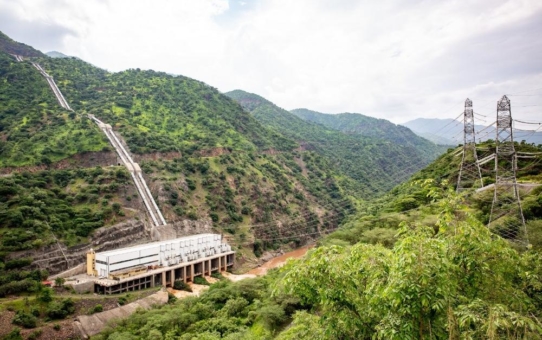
[0,53,109,167]
[0,31,44,57]
[0,32,357,287]
[291,108,449,159]
[226,90,445,198]
[323,140,542,249]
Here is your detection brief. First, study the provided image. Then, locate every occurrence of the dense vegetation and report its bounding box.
[34,56,294,156]
[140,150,353,253]
[98,183,542,339]
[0,34,357,272]
[97,274,300,340]
[291,108,449,156]
[323,141,542,249]
[0,52,109,167]
[0,167,135,296]
[226,90,445,197]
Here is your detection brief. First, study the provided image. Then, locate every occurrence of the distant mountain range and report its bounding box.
[46,51,72,58]
[402,118,542,145]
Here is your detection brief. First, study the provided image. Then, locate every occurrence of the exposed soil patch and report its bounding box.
[0,151,117,175]
[196,148,231,157]
[247,245,312,276]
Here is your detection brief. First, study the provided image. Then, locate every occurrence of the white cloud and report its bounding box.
[1,0,541,123]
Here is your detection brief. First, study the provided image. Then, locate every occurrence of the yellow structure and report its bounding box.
[87,249,97,276]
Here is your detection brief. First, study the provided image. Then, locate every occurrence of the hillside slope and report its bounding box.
[0,31,44,57]
[0,33,356,284]
[324,140,542,249]
[226,90,444,197]
[291,108,448,162]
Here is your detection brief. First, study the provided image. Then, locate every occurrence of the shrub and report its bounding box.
[90,304,103,314]
[168,292,177,303]
[47,298,75,319]
[12,311,38,328]
[221,297,249,317]
[258,304,286,329]
[209,212,219,222]
[53,323,61,331]
[27,329,42,340]
[118,296,127,306]
[173,280,193,292]
[193,276,210,286]
[211,272,224,280]
[187,211,198,220]
[38,287,53,303]
[54,277,65,287]
[5,258,32,270]
[4,327,22,340]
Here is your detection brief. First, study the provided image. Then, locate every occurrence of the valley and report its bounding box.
[0,28,541,340]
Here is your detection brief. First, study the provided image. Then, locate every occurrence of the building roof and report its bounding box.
[95,233,221,258]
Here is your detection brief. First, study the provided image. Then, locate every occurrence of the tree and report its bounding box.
[275,191,542,339]
[54,277,65,288]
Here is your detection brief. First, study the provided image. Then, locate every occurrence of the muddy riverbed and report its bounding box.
[247,245,313,276]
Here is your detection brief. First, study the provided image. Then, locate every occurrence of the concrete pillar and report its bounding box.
[223,255,227,271]
[171,269,175,285]
[161,271,166,287]
[151,274,155,288]
[183,266,187,283]
[208,260,211,275]
[190,264,194,282]
[218,256,222,272]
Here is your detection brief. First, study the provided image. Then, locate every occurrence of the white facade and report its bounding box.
[93,234,232,278]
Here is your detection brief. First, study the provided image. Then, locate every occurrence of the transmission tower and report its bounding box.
[488,95,528,245]
[456,98,483,192]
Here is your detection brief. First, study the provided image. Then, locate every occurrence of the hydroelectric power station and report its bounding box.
[85,234,234,294]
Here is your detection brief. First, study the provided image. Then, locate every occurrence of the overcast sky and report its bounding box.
[1,0,542,125]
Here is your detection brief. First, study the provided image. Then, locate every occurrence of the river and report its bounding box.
[247,245,313,276]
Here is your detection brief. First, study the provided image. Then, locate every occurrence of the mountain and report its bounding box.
[291,108,448,161]
[226,90,446,197]
[0,31,44,57]
[46,51,72,58]
[403,118,542,145]
[0,31,357,302]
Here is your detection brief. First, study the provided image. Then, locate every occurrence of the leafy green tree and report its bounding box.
[276,191,542,339]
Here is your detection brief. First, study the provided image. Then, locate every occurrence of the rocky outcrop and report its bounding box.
[133,151,182,162]
[8,219,149,275]
[8,217,218,275]
[196,148,231,157]
[153,219,214,241]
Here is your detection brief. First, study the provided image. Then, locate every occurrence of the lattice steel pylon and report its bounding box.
[456,98,483,192]
[488,95,528,245]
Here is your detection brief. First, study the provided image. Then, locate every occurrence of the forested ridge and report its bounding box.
[226,90,445,197]
[291,108,449,158]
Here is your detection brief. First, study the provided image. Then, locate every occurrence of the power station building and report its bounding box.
[85,234,235,294]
